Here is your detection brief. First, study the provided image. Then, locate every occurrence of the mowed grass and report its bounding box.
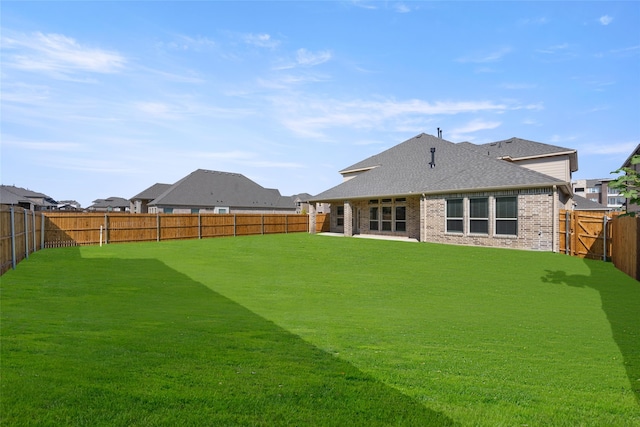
[1,234,639,426]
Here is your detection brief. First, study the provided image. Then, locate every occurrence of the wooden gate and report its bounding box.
[559,210,615,260]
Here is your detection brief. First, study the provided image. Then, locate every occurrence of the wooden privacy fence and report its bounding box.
[559,209,639,280]
[1,209,327,275]
[610,215,640,280]
[44,212,310,246]
[559,210,615,260]
[0,206,45,275]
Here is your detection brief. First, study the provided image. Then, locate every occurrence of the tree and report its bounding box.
[609,154,640,215]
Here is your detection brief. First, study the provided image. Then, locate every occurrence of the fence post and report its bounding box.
[10,206,16,270]
[571,212,577,256]
[198,212,202,239]
[233,214,236,237]
[104,214,109,244]
[24,209,29,259]
[603,215,609,261]
[32,210,36,253]
[156,213,160,242]
[565,212,570,255]
[41,212,45,249]
[261,215,264,235]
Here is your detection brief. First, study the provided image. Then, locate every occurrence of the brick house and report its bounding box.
[308,133,577,252]
[141,169,299,214]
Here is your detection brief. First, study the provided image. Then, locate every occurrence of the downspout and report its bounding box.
[552,185,558,253]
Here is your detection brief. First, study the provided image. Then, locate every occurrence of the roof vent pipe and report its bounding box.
[430,147,436,168]
[437,128,443,138]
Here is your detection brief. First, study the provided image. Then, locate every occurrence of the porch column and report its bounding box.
[344,201,353,237]
[419,195,426,242]
[308,203,317,234]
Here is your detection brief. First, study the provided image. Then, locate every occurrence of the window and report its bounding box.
[163,207,173,214]
[369,206,379,230]
[446,199,463,233]
[395,206,406,231]
[588,187,601,193]
[368,198,406,232]
[574,187,585,193]
[381,206,392,231]
[469,198,488,234]
[336,206,344,226]
[495,197,517,235]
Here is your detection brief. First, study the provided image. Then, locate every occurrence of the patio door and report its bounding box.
[353,208,360,234]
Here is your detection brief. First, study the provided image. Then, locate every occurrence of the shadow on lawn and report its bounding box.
[2,248,454,426]
[542,259,640,404]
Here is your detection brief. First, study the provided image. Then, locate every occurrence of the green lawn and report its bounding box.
[1,233,638,426]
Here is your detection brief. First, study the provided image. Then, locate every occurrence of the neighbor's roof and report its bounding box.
[621,143,640,168]
[312,133,569,202]
[90,197,131,208]
[0,185,57,206]
[131,183,172,201]
[572,195,610,211]
[149,169,295,209]
[468,137,578,172]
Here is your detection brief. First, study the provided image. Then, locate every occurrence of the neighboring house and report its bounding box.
[130,183,172,213]
[617,143,640,214]
[571,195,610,212]
[88,197,131,212]
[0,185,58,211]
[57,200,82,211]
[309,133,575,252]
[573,179,625,211]
[144,169,299,214]
[292,193,330,214]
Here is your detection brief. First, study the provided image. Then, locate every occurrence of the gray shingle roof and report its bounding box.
[0,185,57,207]
[312,133,568,202]
[90,197,130,209]
[572,195,609,211]
[131,183,172,200]
[149,169,295,209]
[473,137,575,158]
[465,137,578,172]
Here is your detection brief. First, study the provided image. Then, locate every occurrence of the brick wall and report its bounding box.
[422,188,557,251]
[323,188,559,251]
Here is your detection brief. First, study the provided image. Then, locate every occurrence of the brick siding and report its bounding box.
[322,188,560,251]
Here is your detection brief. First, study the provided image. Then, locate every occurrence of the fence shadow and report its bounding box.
[2,248,453,425]
[542,260,640,403]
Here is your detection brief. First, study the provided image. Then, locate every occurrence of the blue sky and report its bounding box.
[2,1,639,208]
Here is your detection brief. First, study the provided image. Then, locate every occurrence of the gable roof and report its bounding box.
[149,169,295,209]
[90,197,130,209]
[572,195,610,211]
[621,143,640,168]
[312,133,569,202]
[467,137,578,172]
[131,183,172,201]
[0,185,57,207]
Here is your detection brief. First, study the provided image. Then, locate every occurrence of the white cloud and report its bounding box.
[2,137,84,152]
[2,31,126,77]
[599,15,613,26]
[394,3,411,13]
[453,119,502,134]
[581,141,638,155]
[296,48,332,66]
[457,47,512,63]
[164,34,216,51]
[500,83,537,90]
[536,43,570,55]
[243,33,280,49]
[273,96,521,138]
